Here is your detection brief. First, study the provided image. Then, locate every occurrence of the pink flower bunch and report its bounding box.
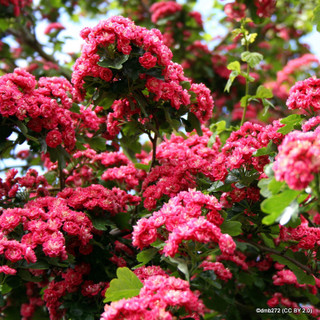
[72,104,105,132]
[273,130,320,190]
[272,269,299,286]
[216,250,249,271]
[200,260,233,281]
[58,184,141,215]
[224,2,247,22]
[106,99,140,138]
[279,222,320,250]
[101,274,204,320]
[0,196,93,270]
[72,16,173,100]
[43,263,94,320]
[0,0,32,16]
[268,54,319,99]
[189,83,214,123]
[72,16,213,123]
[267,292,300,309]
[0,168,49,206]
[44,22,65,35]
[133,189,236,258]
[0,68,76,149]
[150,1,183,24]
[222,121,283,173]
[142,128,225,210]
[20,282,44,320]
[254,0,276,18]
[287,77,320,113]
[101,163,145,190]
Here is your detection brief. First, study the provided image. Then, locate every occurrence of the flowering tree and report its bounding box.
[1,0,320,319]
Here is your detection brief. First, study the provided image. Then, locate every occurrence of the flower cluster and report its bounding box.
[133,189,236,258]
[72,15,213,123]
[142,128,224,210]
[150,1,182,24]
[101,273,204,320]
[0,68,76,149]
[58,184,141,215]
[0,196,93,273]
[287,77,320,113]
[273,129,320,189]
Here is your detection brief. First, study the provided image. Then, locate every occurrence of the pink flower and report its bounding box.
[273,130,320,190]
[0,265,17,275]
[46,129,63,148]
[139,52,157,69]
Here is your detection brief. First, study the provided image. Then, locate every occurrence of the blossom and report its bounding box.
[287,77,320,113]
[100,274,204,320]
[273,130,320,190]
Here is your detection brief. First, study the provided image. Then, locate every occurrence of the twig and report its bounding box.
[246,240,314,275]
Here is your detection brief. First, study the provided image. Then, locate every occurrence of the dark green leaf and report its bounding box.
[88,136,106,151]
[134,248,158,268]
[187,112,202,136]
[70,103,81,114]
[98,54,129,70]
[220,221,242,236]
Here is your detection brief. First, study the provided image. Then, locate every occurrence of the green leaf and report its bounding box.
[186,112,203,136]
[0,18,9,31]
[70,103,81,114]
[134,163,151,171]
[253,141,276,157]
[113,212,131,230]
[278,114,303,134]
[227,61,241,72]
[98,54,129,70]
[104,267,143,302]
[224,70,239,92]
[256,85,273,99]
[166,256,190,281]
[134,248,158,268]
[87,136,106,151]
[18,270,42,282]
[180,80,191,90]
[91,216,112,231]
[44,171,57,185]
[22,260,49,270]
[220,221,242,236]
[261,189,301,225]
[240,95,252,107]
[241,51,263,68]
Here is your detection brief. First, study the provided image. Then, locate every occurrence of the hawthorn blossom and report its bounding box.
[273,130,320,190]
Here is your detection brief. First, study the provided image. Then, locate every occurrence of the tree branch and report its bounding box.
[246,240,314,275]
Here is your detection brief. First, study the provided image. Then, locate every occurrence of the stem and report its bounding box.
[240,62,250,127]
[246,240,314,275]
[147,131,158,171]
[59,167,65,191]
